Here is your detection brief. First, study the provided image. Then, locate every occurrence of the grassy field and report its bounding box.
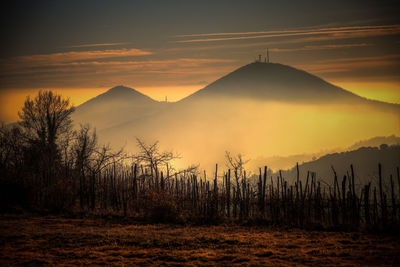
[1,215,399,266]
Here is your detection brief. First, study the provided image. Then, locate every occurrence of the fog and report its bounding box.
[72,61,400,174]
[73,96,399,173]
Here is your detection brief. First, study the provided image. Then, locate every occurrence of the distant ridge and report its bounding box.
[349,135,400,150]
[250,135,400,171]
[279,144,400,186]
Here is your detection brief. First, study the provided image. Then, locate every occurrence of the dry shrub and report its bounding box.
[142,190,185,224]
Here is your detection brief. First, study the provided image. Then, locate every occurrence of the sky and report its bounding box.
[1,0,400,122]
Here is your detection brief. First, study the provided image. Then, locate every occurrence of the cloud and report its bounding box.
[1,48,152,68]
[270,43,371,52]
[66,42,130,48]
[1,58,236,75]
[165,35,380,54]
[173,24,400,43]
[295,55,400,74]
[0,56,238,88]
[0,48,153,76]
[317,54,400,63]
[175,25,397,37]
[169,30,398,53]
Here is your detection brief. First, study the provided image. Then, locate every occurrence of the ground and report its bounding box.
[0,215,399,266]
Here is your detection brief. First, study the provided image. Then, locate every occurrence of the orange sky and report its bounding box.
[1,80,399,123]
[1,2,399,123]
[0,85,205,123]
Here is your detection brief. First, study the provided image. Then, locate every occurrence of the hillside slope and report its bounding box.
[181,62,399,112]
[279,145,400,187]
[73,85,168,131]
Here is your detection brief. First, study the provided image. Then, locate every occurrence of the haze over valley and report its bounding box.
[72,62,400,172]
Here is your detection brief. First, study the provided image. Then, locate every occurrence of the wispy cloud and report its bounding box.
[270,43,371,52]
[2,58,236,75]
[66,42,130,48]
[0,48,153,74]
[14,48,152,64]
[0,54,237,88]
[173,25,400,43]
[166,38,370,53]
[296,54,400,74]
[175,25,398,38]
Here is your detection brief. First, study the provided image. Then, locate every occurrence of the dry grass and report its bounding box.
[1,215,399,266]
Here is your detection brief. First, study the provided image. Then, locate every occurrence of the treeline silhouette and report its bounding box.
[1,90,399,231]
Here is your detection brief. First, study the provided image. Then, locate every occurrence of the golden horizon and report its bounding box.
[1,80,399,123]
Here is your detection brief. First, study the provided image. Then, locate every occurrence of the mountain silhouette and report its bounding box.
[78,85,156,109]
[73,85,166,130]
[181,62,399,111]
[71,62,399,171]
[184,62,356,102]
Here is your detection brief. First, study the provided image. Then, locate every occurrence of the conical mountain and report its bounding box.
[182,62,398,109]
[73,85,165,131]
[78,85,156,110]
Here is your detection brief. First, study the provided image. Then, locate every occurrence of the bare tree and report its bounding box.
[0,123,24,174]
[225,151,249,179]
[133,138,198,183]
[15,90,75,206]
[73,124,98,173]
[18,90,75,176]
[18,90,75,149]
[225,151,250,201]
[72,123,124,210]
[133,138,179,175]
[72,124,98,208]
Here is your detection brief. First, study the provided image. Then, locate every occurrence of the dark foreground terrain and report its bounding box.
[0,215,399,266]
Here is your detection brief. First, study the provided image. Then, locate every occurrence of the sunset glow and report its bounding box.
[1,0,399,157]
[1,2,399,125]
[334,81,400,104]
[1,2,400,265]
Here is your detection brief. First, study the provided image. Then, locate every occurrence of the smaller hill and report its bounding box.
[77,85,156,110]
[72,86,165,131]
